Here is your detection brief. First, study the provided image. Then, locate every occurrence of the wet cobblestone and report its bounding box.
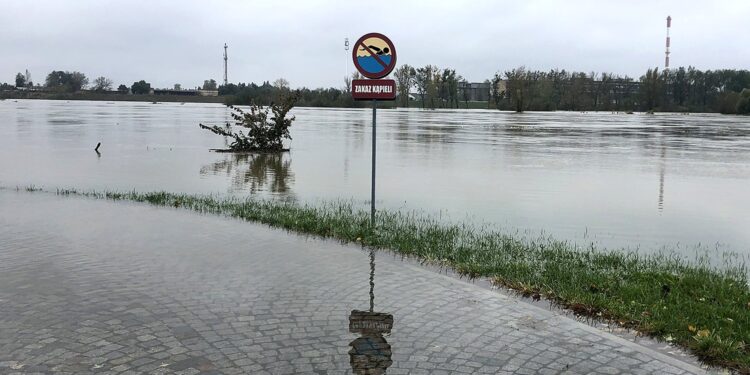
[0,192,713,374]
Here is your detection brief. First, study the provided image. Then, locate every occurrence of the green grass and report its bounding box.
[17,187,750,372]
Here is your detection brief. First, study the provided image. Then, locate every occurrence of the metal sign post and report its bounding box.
[351,33,397,227]
[371,99,377,224]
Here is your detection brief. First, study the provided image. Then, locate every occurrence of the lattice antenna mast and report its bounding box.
[665,16,671,71]
[223,43,228,86]
[344,38,350,79]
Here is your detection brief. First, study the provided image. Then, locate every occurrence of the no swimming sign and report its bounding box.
[352,33,397,79]
[351,33,397,101]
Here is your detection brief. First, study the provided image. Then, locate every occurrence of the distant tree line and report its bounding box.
[219,78,363,108]
[392,64,750,114]
[495,67,643,112]
[498,66,750,114]
[3,66,748,114]
[1,70,216,96]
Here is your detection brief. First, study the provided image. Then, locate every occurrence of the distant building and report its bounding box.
[408,80,507,103]
[458,81,497,102]
[153,89,198,96]
[152,89,219,97]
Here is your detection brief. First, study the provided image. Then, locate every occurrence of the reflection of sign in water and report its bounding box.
[352,33,397,79]
[349,310,393,334]
[348,250,393,374]
[349,311,393,374]
[349,336,392,375]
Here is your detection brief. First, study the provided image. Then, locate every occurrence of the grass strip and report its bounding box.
[19,186,750,372]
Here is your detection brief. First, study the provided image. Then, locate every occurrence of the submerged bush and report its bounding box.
[200,91,299,151]
[737,89,750,115]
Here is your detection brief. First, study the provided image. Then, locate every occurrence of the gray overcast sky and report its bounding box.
[1,0,748,89]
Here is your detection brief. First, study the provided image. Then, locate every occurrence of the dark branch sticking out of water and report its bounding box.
[12,185,750,372]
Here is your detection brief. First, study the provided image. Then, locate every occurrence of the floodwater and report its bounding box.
[1,99,749,256]
[0,192,706,373]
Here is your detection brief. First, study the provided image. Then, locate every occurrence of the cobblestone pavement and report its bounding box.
[0,192,715,374]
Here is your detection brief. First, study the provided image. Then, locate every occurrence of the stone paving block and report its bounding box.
[0,193,719,374]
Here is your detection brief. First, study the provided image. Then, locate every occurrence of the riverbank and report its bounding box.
[3,93,746,114]
[13,185,750,372]
[0,91,226,104]
[0,91,395,108]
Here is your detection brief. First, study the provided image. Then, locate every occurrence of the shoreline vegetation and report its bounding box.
[2,91,748,115]
[11,186,750,372]
[3,65,749,114]
[0,91,225,104]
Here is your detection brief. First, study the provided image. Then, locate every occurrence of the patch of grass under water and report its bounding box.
[28,188,750,371]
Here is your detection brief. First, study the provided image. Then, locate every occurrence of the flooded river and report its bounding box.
[1,99,748,255]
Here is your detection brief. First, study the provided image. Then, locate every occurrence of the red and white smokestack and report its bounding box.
[665,16,671,70]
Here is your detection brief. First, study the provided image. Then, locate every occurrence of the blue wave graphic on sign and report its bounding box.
[357,56,392,74]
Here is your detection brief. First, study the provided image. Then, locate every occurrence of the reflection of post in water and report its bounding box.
[200,152,294,194]
[658,145,666,212]
[348,249,393,374]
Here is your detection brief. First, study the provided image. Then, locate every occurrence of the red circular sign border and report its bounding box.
[351,33,397,79]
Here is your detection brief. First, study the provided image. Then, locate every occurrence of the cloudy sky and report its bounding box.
[1,0,748,89]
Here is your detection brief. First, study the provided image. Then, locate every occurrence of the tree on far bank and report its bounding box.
[92,76,113,92]
[640,67,662,111]
[117,84,129,93]
[131,80,151,95]
[273,78,289,90]
[505,67,527,112]
[415,65,440,109]
[70,72,88,91]
[218,83,238,96]
[174,83,182,91]
[15,73,26,88]
[460,78,470,108]
[439,68,460,108]
[736,89,750,115]
[447,70,461,108]
[427,66,441,109]
[491,73,503,109]
[343,76,351,93]
[414,67,429,109]
[394,64,416,107]
[202,79,217,90]
[45,71,88,92]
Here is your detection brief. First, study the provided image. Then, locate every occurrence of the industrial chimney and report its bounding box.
[665,16,671,71]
